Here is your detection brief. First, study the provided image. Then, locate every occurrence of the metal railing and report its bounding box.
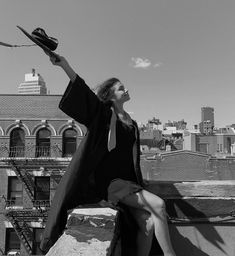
[0,145,64,158]
[2,196,23,208]
[35,146,51,158]
[32,200,50,208]
[9,146,25,157]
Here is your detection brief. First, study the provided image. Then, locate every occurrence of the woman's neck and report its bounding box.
[113,102,132,125]
[113,102,125,114]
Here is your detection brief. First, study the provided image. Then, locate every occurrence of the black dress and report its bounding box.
[95,118,142,204]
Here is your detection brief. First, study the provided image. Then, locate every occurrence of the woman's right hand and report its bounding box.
[45,51,65,66]
[43,50,64,66]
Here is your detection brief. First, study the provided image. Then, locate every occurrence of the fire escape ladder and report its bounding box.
[21,222,33,241]
[8,160,51,213]
[8,160,35,201]
[8,216,33,254]
[5,210,48,255]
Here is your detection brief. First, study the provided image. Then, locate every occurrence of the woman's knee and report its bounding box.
[155,197,166,210]
[141,190,166,211]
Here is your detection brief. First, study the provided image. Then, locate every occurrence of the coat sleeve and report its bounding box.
[59,74,108,127]
[133,120,144,186]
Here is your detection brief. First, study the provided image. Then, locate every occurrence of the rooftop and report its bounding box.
[0,94,68,119]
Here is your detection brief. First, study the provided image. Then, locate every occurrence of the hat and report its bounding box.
[17,26,59,59]
[31,28,58,51]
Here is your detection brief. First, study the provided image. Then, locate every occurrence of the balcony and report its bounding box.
[2,197,23,209]
[0,146,64,159]
[3,198,50,210]
[32,200,50,209]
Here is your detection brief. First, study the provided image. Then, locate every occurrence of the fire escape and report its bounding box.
[2,145,64,255]
[4,209,48,255]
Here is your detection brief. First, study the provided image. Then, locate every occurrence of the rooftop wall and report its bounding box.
[0,95,67,119]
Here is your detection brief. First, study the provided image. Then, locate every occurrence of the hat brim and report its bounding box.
[17,25,59,60]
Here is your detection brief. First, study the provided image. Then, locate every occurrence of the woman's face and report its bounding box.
[111,82,130,104]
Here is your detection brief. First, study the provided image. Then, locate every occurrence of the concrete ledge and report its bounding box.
[45,181,235,256]
[45,207,118,256]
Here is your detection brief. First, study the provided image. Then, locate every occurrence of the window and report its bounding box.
[33,228,44,254]
[227,137,232,154]
[199,143,208,154]
[36,128,51,157]
[34,177,50,201]
[220,144,223,152]
[8,177,23,206]
[5,228,20,254]
[9,128,25,157]
[62,128,77,157]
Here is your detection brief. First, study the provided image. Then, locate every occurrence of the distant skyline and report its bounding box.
[1,1,235,128]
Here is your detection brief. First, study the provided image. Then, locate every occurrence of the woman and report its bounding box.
[40,53,176,256]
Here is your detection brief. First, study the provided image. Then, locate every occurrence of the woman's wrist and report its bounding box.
[61,60,77,82]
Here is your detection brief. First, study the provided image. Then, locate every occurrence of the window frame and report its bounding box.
[36,128,51,157]
[7,177,23,206]
[62,128,77,157]
[9,128,25,157]
[5,228,21,254]
[34,176,50,201]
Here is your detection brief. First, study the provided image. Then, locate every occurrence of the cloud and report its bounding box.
[130,57,162,69]
[153,62,163,68]
[130,57,151,69]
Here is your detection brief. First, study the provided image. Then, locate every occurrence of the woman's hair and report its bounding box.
[96,77,120,104]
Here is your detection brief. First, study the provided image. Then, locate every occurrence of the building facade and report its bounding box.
[141,150,235,181]
[199,107,214,134]
[0,94,86,256]
[18,69,47,95]
[1,90,235,255]
[183,132,235,156]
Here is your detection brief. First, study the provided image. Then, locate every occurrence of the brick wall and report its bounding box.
[141,151,235,181]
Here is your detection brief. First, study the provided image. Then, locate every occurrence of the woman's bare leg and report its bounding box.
[120,190,176,256]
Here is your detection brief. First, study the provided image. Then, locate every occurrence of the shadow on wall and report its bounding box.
[150,230,211,256]
[148,183,226,256]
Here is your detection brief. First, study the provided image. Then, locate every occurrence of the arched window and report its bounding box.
[62,128,77,157]
[36,128,51,157]
[9,128,25,157]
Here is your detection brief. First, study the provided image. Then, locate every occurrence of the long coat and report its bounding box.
[40,75,144,254]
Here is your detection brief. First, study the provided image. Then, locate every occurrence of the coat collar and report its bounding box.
[107,107,117,151]
[107,107,137,151]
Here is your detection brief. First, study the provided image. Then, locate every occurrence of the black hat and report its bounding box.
[17,26,59,59]
[31,27,58,51]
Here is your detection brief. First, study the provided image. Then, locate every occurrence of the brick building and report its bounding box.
[1,92,235,255]
[141,150,235,181]
[183,131,235,156]
[199,107,214,134]
[0,94,86,255]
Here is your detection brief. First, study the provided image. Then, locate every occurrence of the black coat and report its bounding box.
[40,75,144,254]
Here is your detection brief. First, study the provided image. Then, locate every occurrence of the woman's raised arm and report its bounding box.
[45,51,110,127]
[46,52,77,82]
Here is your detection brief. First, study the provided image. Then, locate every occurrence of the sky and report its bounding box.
[1,0,235,129]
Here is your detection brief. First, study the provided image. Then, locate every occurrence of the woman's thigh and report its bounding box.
[120,189,165,214]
